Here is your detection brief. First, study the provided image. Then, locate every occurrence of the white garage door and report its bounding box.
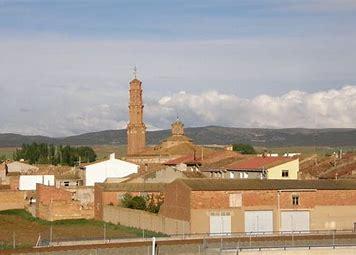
[281,211,309,232]
[245,211,273,234]
[210,212,231,235]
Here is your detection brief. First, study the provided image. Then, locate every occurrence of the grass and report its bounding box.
[0,147,17,160]
[0,209,166,250]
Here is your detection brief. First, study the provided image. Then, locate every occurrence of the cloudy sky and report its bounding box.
[0,0,356,137]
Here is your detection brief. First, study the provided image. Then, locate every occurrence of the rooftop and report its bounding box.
[175,178,356,191]
[97,182,166,192]
[226,156,296,171]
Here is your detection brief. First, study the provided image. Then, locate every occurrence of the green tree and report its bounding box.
[0,154,6,163]
[13,143,97,166]
[233,143,256,154]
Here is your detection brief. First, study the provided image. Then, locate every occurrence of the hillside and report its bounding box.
[1,126,356,147]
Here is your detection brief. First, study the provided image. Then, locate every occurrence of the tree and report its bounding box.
[13,143,97,166]
[233,143,256,154]
[0,154,6,163]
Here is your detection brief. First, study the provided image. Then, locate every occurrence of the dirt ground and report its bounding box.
[0,210,155,248]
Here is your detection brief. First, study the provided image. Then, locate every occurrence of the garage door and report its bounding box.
[210,212,231,235]
[245,211,273,234]
[281,211,309,232]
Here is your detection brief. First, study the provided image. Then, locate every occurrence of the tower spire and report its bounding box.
[133,65,138,79]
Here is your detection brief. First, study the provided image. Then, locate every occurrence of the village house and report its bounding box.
[201,156,299,180]
[82,153,139,186]
[160,178,356,234]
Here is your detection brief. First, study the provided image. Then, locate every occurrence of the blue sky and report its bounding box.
[0,0,356,136]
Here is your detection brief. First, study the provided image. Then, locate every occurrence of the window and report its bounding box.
[292,195,299,205]
[240,172,249,179]
[229,193,242,207]
[64,181,69,187]
[282,170,289,178]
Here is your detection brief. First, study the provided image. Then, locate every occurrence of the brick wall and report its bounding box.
[161,180,191,221]
[94,183,163,220]
[36,184,72,205]
[0,190,25,211]
[187,189,356,211]
[9,175,20,190]
[36,184,93,221]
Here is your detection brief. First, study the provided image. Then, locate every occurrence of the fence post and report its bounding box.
[103,223,107,243]
[152,237,156,255]
[50,225,53,245]
[332,230,335,248]
[12,232,15,249]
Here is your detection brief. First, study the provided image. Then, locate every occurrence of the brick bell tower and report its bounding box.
[127,68,146,155]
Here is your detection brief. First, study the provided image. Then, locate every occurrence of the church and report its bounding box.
[125,72,209,165]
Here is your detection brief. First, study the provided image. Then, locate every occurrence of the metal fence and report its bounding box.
[2,228,356,252]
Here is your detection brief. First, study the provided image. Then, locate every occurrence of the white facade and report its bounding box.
[19,175,55,191]
[84,153,139,186]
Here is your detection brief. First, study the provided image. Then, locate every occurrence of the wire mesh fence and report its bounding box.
[2,228,356,252]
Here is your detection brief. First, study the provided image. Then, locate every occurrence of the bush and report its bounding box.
[232,143,256,154]
[120,193,164,213]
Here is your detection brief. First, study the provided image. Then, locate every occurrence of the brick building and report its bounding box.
[161,178,356,234]
[36,184,93,221]
[94,182,165,219]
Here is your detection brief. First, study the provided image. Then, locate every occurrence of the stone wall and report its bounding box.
[103,205,190,235]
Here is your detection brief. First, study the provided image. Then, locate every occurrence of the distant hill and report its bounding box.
[1,126,356,147]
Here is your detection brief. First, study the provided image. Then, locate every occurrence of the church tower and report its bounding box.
[127,70,146,155]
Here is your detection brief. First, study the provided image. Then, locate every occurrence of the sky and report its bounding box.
[0,0,356,137]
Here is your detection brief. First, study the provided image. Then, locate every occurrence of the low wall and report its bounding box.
[37,201,94,221]
[0,190,25,211]
[103,205,190,235]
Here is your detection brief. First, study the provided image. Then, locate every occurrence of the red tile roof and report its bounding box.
[226,156,295,171]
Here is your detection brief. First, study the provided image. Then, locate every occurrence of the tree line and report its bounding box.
[13,143,97,166]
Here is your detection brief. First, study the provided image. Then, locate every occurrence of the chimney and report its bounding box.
[109,153,115,160]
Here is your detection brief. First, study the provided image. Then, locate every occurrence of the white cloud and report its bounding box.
[0,38,355,136]
[155,86,356,129]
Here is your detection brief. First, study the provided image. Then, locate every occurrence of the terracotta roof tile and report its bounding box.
[226,156,296,171]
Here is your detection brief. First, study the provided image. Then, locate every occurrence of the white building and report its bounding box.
[83,153,139,186]
[19,175,55,191]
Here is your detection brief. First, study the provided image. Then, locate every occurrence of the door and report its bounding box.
[280,211,310,232]
[245,211,273,234]
[210,212,231,235]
